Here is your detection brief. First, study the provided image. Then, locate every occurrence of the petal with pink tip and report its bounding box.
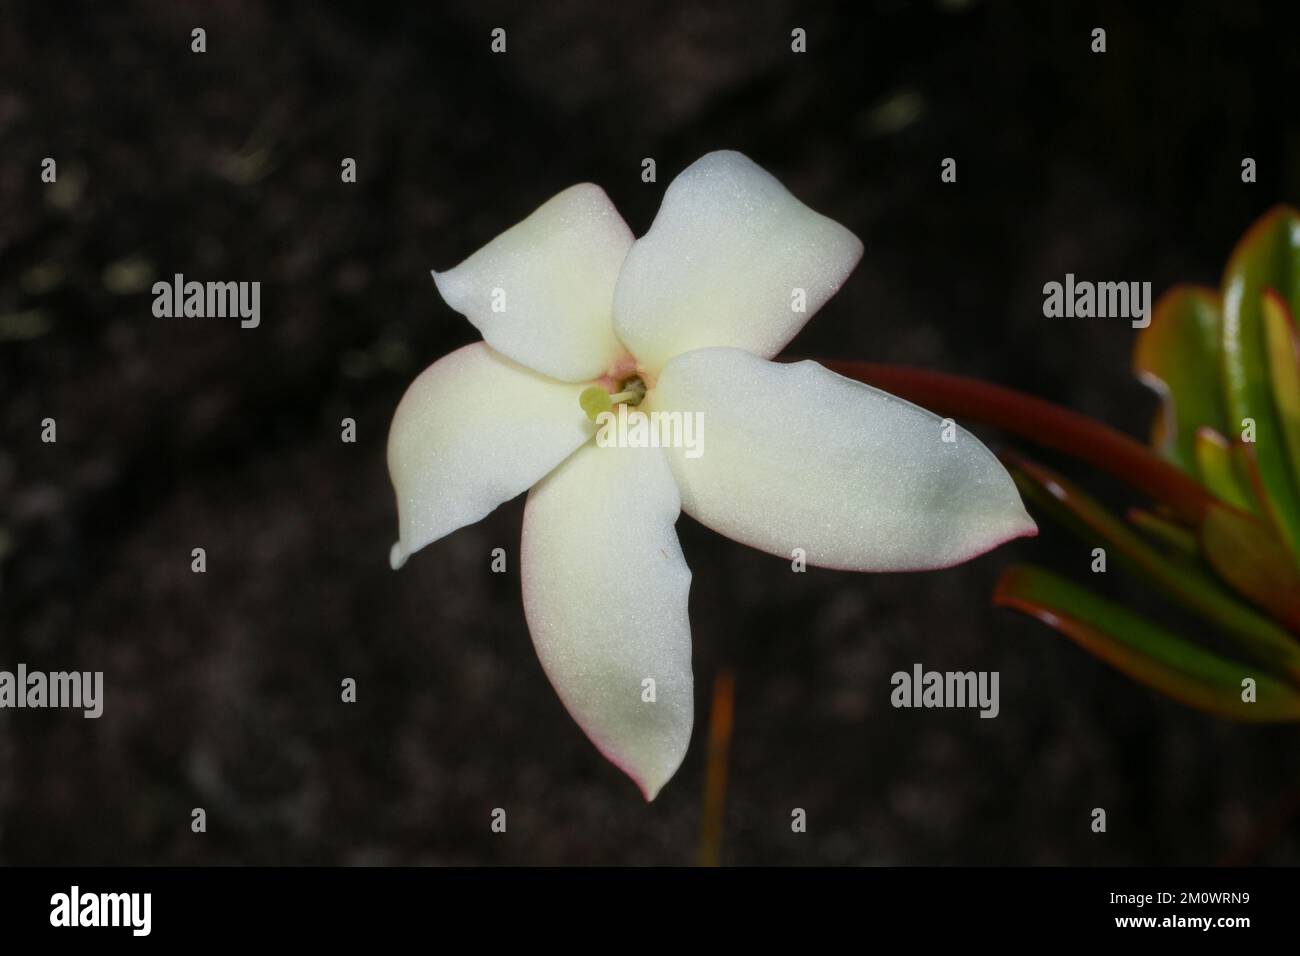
[651,347,1036,571]
[433,183,634,382]
[521,442,693,800]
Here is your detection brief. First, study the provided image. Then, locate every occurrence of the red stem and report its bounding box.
[822,360,1215,523]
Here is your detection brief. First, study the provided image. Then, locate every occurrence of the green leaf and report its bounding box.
[1231,436,1294,545]
[994,564,1300,721]
[1193,428,1258,515]
[1220,205,1300,551]
[1201,502,1300,633]
[1134,285,1227,476]
[1127,507,1199,557]
[1008,454,1300,674]
[1262,290,1300,499]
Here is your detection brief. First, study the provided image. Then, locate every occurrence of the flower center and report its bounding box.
[580,375,646,420]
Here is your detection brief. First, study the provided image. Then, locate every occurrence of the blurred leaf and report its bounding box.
[1233,437,1293,546]
[1201,502,1300,633]
[995,564,1300,721]
[1008,455,1300,673]
[1262,290,1300,495]
[1127,507,1199,556]
[1193,427,1258,515]
[1134,285,1226,476]
[1220,205,1300,551]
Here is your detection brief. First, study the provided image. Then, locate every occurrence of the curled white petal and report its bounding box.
[613,150,863,376]
[651,347,1037,571]
[433,184,633,382]
[387,343,595,567]
[521,443,693,800]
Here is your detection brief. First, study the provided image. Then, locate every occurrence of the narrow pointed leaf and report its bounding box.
[1008,455,1300,673]
[1220,205,1300,550]
[1134,285,1226,476]
[1233,436,1293,546]
[1262,289,1300,494]
[994,564,1300,721]
[1193,427,1258,514]
[1127,508,1199,557]
[1201,502,1300,633]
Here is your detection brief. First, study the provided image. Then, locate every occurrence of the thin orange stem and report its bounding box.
[696,669,735,867]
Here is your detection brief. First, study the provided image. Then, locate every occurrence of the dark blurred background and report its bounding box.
[2,0,1298,865]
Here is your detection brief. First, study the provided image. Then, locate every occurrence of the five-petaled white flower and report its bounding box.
[387,150,1035,799]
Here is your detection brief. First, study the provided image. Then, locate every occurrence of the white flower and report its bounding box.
[387,151,1035,799]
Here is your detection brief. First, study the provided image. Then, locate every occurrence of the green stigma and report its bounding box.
[580,386,613,420]
[580,376,647,421]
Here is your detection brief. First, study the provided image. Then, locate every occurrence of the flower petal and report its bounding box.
[387,343,595,568]
[521,442,693,800]
[433,183,634,382]
[613,150,863,376]
[651,347,1036,571]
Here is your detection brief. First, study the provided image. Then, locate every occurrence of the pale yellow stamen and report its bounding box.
[579,376,646,421]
